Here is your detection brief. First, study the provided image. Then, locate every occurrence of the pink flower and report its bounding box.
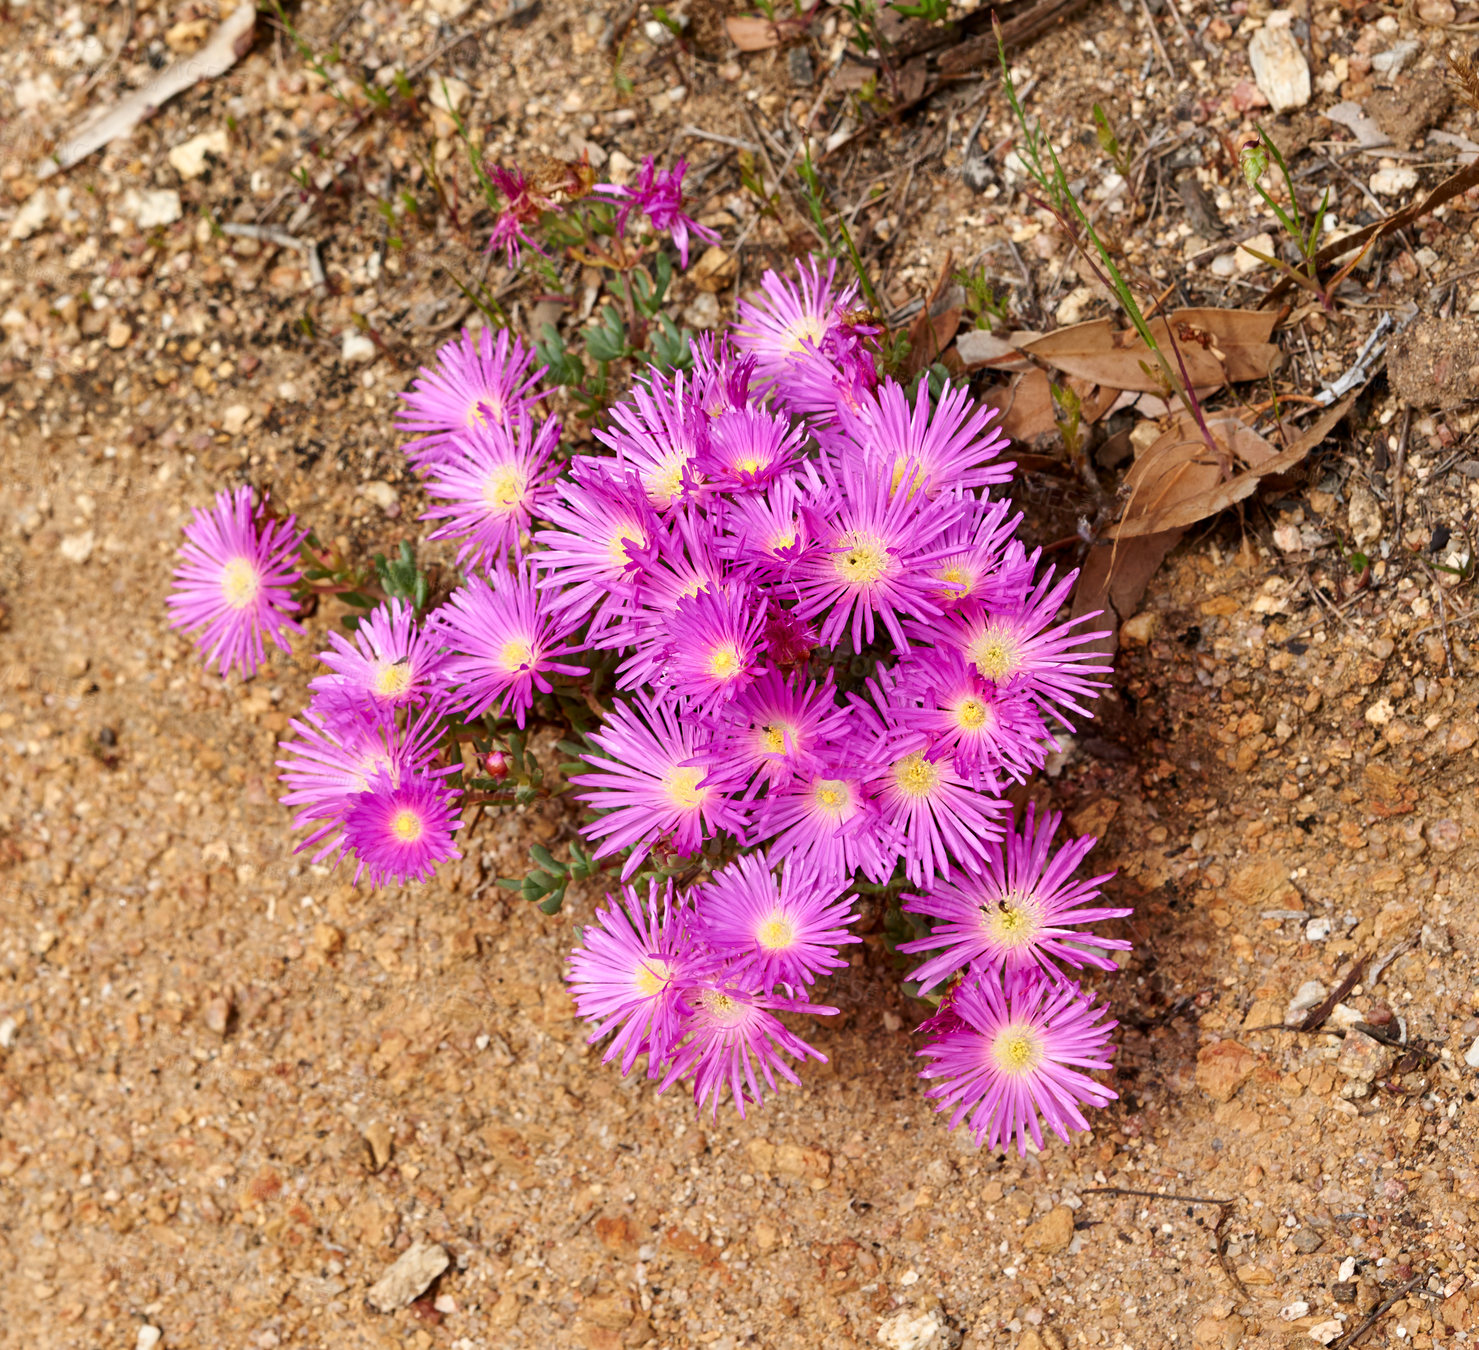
[597,156,720,267]
[167,485,307,679]
[916,966,1118,1154]
[900,803,1129,991]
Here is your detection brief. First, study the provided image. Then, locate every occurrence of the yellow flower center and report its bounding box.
[991,1023,1043,1076]
[760,722,791,756]
[812,778,852,818]
[756,913,796,950]
[832,533,890,586]
[935,563,974,601]
[888,456,926,500]
[390,808,424,843]
[644,454,692,507]
[482,463,529,514]
[663,766,707,811]
[606,523,646,569]
[956,696,988,730]
[499,638,534,672]
[219,556,261,610]
[985,895,1041,949]
[700,989,741,1021]
[768,527,797,554]
[735,455,765,475]
[969,625,1022,684]
[373,661,413,697]
[783,314,826,353]
[708,643,743,679]
[465,392,504,428]
[633,956,674,998]
[893,750,941,799]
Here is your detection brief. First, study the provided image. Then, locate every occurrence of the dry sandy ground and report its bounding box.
[4,2,1479,1349]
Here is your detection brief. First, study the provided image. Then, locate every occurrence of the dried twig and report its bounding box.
[1368,934,1418,988]
[1330,1267,1432,1350]
[1081,1186,1233,1205]
[1298,954,1368,1032]
[220,222,327,289]
[681,125,760,153]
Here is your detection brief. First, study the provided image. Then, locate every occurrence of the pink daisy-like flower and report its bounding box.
[791,456,960,653]
[340,770,462,887]
[308,598,449,724]
[421,414,562,567]
[572,692,750,879]
[660,582,769,712]
[864,733,1006,886]
[277,702,452,867]
[656,977,833,1119]
[758,765,901,885]
[396,326,545,469]
[717,473,811,579]
[693,852,859,989]
[899,803,1129,991]
[916,966,1118,1154]
[689,333,756,418]
[732,257,873,386]
[435,562,585,727]
[835,376,1014,497]
[695,405,806,493]
[699,667,850,799]
[893,648,1052,789]
[603,509,727,686]
[568,878,692,1076]
[167,485,307,679]
[534,465,660,636]
[921,500,1025,613]
[593,369,709,511]
[921,566,1113,727]
[595,156,720,268]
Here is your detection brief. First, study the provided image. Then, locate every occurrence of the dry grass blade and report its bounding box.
[1104,394,1358,540]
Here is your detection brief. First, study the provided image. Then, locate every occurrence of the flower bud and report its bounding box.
[483,750,510,782]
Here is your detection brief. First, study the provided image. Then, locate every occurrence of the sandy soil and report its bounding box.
[4,2,1479,1349]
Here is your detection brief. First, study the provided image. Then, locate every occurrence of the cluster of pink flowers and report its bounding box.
[167,246,1129,1151]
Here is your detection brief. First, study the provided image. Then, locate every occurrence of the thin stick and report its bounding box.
[1081,1186,1233,1205]
[1138,0,1176,79]
[681,125,760,153]
[1298,954,1368,1032]
[1330,1267,1432,1350]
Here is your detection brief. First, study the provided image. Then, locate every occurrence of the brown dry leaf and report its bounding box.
[955,329,1041,372]
[725,16,780,49]
[1070,529,1185,658]
[984,370,1119,446]
[1021,309,1280,392]
[903,307,962,378]
[1105,394,1357,540]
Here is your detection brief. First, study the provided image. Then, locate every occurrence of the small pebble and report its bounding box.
[1305,916,1332,941]
[137,1328,162,1350]
[1370,166,1419,198]
[1464,1036,1479,1069]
